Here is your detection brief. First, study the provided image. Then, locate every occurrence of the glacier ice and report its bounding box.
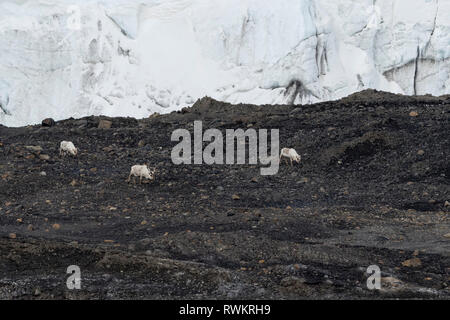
[0,0,448,126]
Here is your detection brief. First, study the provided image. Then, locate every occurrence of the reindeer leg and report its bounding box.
[290,158,293,167]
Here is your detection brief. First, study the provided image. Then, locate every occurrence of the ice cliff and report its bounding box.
[0,0,448,126]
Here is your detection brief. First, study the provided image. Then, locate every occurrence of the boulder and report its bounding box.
[41,118,55,127]
[98,119,112,129]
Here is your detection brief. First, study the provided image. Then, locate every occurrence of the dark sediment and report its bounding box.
[0,89,448,299]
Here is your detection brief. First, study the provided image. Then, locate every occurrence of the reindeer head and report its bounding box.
[146,164,156,180]
[70,147,78,156]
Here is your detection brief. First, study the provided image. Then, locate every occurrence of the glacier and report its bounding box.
[0,0,449,126]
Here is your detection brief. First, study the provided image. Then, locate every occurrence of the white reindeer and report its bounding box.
[59,141,78,157]
[127,164,155,184]
[280,148,301,166]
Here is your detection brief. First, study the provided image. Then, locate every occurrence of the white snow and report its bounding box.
[0,0,449,126]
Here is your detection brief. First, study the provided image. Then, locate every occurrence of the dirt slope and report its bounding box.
[0,90,449,299]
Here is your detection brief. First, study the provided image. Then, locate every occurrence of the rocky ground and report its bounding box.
[0,89,449,299]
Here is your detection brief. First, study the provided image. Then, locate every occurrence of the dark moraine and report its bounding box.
[0,89,448,299]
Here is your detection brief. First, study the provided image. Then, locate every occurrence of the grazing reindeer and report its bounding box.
[279,148,301,166]
[59,141,78,157]
[127,164,155,184]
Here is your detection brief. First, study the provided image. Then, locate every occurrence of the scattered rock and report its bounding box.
[139,238,151,246]
[138,140,146,148]
[381,277,403,289]
[39,171,47,176]
[411,161,430,177]
[25,145,43,153]
[102,146,114,153]
[299,177,309,184]
[281,276,305,287]
[41,118,55,127]
[75,119,88,128]
[98,119,112,129]
[289,107,302,115]
[280,276,310,294]
[39,154,50,161]
[401,257,422,267]
[33,288,41,296]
